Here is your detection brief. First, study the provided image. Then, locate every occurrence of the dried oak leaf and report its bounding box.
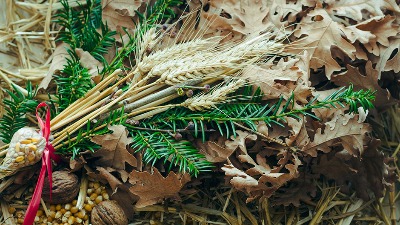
[96,167,124,194]
[102,0,144,34]
[324,0,400,22]
[272,173,318,207]
[293,8,356,79]
[204,0,304,35]
[302,110,371,157]
[222,131,301,202]
[75,48,104,84]
[91,125,137,170]
[285,117,310,148]
[312,138,386,200]
[194,134,234,163]
[241,52,313,103]
[376,37,400,75]
[332,61,398,109]
[352,16,398,56]
[128,169,190,208]
[183,0,307,42]
[38,43,69,90]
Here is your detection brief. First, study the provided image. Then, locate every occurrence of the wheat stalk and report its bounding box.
[182,79,246,111]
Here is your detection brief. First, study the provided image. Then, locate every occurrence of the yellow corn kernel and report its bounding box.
[36,209,44,217]
[76,210,85,219]
[89,193,98,200]
[95,196,103,204]
[95,188,102,194]
[55,211,62,219]
[28,144,37,151]
[15,143,21,152]
[60,208,66,214]
[68,216,75,224]
[64,203,71,210]
[20,139,32,144]
[30,138,40,143]
[47,216,53,222]
[8,206,16,214]
[83,214,89,221]
[17,218,24,224]
[102,192,110,200]
[72,200,77,206]
[27,153,35,162]
[86,188,93,195]
[48,211,56,218]
[70,206,79,214]
[93,182,100,189]
[15,156,24,163]
[49,205,56,212]
[84,204,92,212]
[55,204,62,211]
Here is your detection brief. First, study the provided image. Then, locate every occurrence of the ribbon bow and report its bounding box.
[23,102,61,225]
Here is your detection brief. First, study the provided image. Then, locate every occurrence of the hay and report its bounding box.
[0,0,399,224]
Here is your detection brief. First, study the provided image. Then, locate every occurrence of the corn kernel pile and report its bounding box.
[10,181,109,225]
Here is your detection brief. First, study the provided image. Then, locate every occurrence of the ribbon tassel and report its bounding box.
[23,103,60,225]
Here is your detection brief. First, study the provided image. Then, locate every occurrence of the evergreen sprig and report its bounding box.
[129,128,212,176]
[54,0,116,111]
[144,85,376,141]
[0,83,38,143]
[54,51,93,112]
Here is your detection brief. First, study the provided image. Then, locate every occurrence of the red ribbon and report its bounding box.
[23,102,61,225]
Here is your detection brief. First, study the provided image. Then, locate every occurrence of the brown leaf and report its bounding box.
[285,117,310,147]
[302,110,371,157]
[96,167,123,194]
[194,135,234,163]
[222,164,278,203]
[102,0,143,34]
[272,173,318,207]
[91,125,136,170]
[225,130,257,154]
[38,43,69,90]
[75,48,104,84]
[69,155,87,172]
[355,16,398,55]
[223,130,301,202]
[128,169,190,208]
[324,0,400,22]
[312,138,386,200]
[293,8,356,79]
[241,52,313,103]
[332,61,398,109]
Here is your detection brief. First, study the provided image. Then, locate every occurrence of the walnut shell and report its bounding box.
[42,170,79,204]
[91,200,128,225]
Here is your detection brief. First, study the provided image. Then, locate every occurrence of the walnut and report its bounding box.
[42,170,79,204]
[91,200,128,225]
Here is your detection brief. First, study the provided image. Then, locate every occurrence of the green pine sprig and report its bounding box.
[143,85,376,141]
[0,83,38,143]
[54,0,116,112]
[129,128,212,176]
[54,51,93,112]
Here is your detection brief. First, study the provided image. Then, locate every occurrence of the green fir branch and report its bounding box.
[54,51,93,112]
[0,83,38,143]
[146,85,376,141]
[128,128,212,176]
